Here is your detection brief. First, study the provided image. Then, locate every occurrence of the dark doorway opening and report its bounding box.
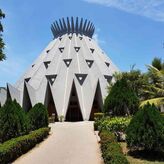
[22,83,32,112]
[89,81,103,120]
[66,82,83,122]
[44,83,58,121]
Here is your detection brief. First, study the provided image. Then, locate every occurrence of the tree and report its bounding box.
[104,77,139,116]
[28,103,48,131]
[152,57,164,71]
[126,103,164,152]
[0,9,5,61]
[0,99,28,143]
[140,64,164,107]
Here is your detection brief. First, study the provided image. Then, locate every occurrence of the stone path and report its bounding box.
[14,122,103,164]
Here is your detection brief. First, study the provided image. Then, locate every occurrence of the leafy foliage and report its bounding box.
[0,99,28,143]
[0,127,50,164]
[104,78,139,116]
[96,117,131,133]
[151,57,164,71]
[99,130,129,164]
[140,65,164,107]
[126,103,164,152]
[0,9,5,61]
[28,103,48,131]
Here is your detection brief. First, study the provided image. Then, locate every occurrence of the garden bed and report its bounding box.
[0,127,50,164]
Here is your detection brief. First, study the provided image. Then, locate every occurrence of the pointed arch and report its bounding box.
[22,83,32,112]
[89,81,103,120]
[66,81,83,121]
[44,82,58,121]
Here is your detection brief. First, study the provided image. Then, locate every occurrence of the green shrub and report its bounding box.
[28,103,48,131]
[0,127,50,164]
[94,112,104,121]
[95,116,131,133]
[99,130,129,164]
[104,78,139,116]
[0,99,28,143]
[126,103,164,152]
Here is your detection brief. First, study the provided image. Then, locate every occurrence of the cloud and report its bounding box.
[83,0,164,22]
[93,30,106,45]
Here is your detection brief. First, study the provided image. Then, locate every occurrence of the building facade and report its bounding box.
[0,17,119,121]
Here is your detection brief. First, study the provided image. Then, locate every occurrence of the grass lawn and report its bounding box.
[120,142,164,164]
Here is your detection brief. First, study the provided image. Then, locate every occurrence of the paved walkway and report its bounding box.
[14,122,103,164]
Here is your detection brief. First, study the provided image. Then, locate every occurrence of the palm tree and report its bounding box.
[140,64,164,107]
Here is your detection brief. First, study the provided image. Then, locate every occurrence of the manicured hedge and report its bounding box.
[94,116,131,133]
[0,127,50,164]
[99,130,129,164]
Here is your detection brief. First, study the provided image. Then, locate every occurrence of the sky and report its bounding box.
[0,0,164,87]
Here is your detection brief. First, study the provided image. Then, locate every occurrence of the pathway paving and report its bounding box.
[14,121,103,164]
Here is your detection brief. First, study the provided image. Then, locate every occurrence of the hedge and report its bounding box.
[0,127,50,164]
[99,130,129,164]
[94,116,131,133]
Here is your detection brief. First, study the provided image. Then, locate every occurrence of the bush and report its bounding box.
[126,103,164,152]
[104,78,139,116]
[28,103,48,131]
[0,127,50,164]
[94,113,104,121]
[99,130,129,164]
[0,99,28,143]
[94,116,131,133]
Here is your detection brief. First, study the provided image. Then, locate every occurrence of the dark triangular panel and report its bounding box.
[85,59,94,68]
[59,37,62,41]
[46,74,57,85]
[44,61,51,69]
[32,64,35,67]
[6,85,11,100]
[63,59,72,67]
[46,50,50,53]
[105,62,110,67]
[68,36,72,40]
[90,48,94,53]
[89,81,103,120]
[104,75,112,83]
[59,47,64,53]
[74,47,80,52]
[25,77,31,83]
[75,74,87,85]
[66,81,83,121]
[79,36,83,40]
[44,82,58,121]
[22,83,32,112]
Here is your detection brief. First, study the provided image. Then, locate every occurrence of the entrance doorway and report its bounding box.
[89,81,103,120]
[44,83,58,121]
[66,82,83,121]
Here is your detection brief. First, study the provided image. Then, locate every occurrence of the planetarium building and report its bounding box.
[0,17,119,121]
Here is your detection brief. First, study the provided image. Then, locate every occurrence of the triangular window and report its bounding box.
[44,61,51,69]
[59,37,62,41]
[104,75,112,83]
[75,74,87,85]
[79,36,83,40]
[32,64,35,67]
[85,60,94,68]
[90,48,94,53]
[69,36,72,40]
[59,47,64,53]
[46,50,50,53]
[63,59,72,67]
[46,75,57,85]
[105,62,110,67]
[74,47,80,52]
[25,77,31,83]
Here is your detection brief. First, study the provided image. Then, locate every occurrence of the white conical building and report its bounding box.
[0,17,119,121]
